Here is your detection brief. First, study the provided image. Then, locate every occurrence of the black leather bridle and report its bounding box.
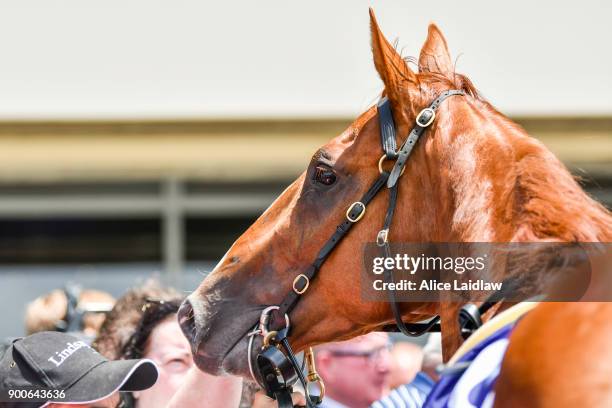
[248,89,499,407]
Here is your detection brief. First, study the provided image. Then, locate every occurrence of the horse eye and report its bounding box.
[313,165,337,186]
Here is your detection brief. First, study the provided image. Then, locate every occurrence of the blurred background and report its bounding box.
[0,0,610,338]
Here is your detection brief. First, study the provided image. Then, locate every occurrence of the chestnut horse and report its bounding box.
[180,10,612,406]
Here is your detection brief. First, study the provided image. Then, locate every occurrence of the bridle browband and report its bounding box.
[248,89,499,407]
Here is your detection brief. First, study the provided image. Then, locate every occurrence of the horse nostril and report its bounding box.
[178,299,197,344]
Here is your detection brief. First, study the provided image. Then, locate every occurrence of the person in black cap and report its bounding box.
[0,331,158,408]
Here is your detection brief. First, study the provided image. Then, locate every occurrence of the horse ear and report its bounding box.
[418,24,454,81]
[369,8,417,112]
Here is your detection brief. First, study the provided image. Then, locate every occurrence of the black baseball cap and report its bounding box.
[0,331,159,407]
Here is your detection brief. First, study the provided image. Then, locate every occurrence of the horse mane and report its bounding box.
[479,97,612,243]
[510,142,612,242]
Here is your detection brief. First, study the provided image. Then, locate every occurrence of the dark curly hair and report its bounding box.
[92,280,184,408]
[120,297,183,360]
[93,280,183,359]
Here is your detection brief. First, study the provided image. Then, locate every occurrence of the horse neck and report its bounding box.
[393,96,610,359]
[401,97,612,243]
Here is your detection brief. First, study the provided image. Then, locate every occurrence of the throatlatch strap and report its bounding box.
[381,90,464,336]
[380,184,443,336]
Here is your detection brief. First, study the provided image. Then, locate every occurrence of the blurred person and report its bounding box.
[118,297,190,408]
[314,332,392,408]
[94,281,189,408]
[420,333,443,383]
[24,284,115,342]
[372,334,441,408]
[93,280,241,408]
[165,367,242,408]
[239,381,261,408]
[0,331,158,408]
[388,342,423,389]
[251,333,440,408]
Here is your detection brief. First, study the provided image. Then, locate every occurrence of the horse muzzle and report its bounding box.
[178,294,265,377]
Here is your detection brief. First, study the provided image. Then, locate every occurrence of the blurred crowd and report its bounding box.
[0,282,443,408]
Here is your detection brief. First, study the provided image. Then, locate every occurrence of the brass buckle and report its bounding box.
[346,202,365,223]
[416,108,436,127]
[378,154,405,176]
[262,330,278,347]
[378,154,391,174]
[292,274,310,295]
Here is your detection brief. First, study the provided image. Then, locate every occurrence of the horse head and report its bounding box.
[179,10,612,378]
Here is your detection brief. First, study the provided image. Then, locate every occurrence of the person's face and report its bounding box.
[47,392,120,408]
[317,333,392,408]
[134,316,194,408]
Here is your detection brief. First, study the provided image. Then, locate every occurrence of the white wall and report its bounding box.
[0,0,610,118]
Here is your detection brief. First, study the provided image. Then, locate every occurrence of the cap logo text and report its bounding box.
[48,341,90,367]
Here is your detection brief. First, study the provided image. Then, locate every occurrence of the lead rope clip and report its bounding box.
[304,347,325,404]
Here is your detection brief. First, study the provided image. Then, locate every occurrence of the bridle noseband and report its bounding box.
[247,90,482,407]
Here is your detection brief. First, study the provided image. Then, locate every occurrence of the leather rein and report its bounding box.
[246,89,501,407]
